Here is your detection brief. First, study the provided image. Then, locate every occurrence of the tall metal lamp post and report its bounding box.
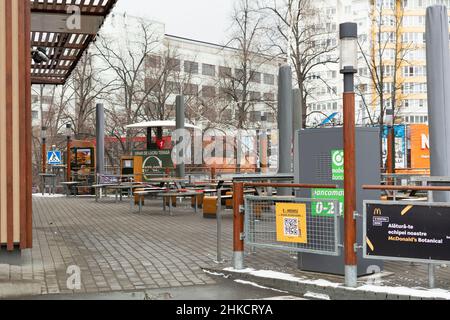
[340,22,358,288]
[41,126,47,173]
[66,123,72,182]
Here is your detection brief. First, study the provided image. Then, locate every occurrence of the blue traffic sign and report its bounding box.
[47,151,62,165]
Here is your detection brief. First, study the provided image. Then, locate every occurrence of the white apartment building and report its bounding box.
[305,0,372,127]
[307,0,450,127]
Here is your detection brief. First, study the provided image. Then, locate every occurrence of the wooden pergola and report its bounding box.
[0,0,119,251]
[30,0,118,85]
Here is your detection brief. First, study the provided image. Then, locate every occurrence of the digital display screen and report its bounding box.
[76,148,92,165]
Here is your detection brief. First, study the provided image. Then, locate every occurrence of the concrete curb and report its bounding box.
[203,268,447,301]
[0,281,42,299]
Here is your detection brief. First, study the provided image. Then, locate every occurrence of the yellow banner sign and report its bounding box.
[276,203,308,244]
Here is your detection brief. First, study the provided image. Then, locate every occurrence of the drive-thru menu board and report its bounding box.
[364,202,450,263]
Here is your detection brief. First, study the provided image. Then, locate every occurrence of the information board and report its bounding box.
[364,201,450,263]
[275,203,308,244]
[311,188,344,218]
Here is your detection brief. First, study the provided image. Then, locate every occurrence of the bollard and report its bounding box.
[429,264,436,289]
[233,182,245,270]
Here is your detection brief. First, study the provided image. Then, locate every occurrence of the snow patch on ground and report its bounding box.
[224,267,450,300]
[203,269,231,279]
[223,268,341,288]
[32,193,65,198]
[304,292,331,300]
[234,279,289,293]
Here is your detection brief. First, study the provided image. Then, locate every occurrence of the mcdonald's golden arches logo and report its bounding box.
[373,208,382,216]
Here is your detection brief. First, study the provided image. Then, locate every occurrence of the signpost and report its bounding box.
[364,201,450,263]
[133,149,174,181]
[47,150,62,165]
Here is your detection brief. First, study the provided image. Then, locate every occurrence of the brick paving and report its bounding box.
[0,195,449,297]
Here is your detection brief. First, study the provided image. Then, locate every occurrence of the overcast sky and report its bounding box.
[113,0,235,44]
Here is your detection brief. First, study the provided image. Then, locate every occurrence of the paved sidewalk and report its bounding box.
[0,196,295,296]
[0,196,449,298]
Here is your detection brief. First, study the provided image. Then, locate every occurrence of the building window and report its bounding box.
[235,68,245,80]
[202,64,216,77]
[263,92,275,102]
[184,61,198,74]
[145,78,160,92]
[146,55,161,68]
[183,83,199,96]
[219,66,232,78]
[32,110,39,120]
[250,71,261,83]
[202,86,216,98]
[219,88,232,101]
[249,91,261,101]
[167,58,181,71]
[403,65,426,77]
[263,73,275,85]
[249,111,262,122]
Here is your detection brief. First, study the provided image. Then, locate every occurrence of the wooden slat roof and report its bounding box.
[30,0,118,85]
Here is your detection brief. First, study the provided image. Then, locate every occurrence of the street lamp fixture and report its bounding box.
[41,126,47,143]
[340,22,358,288]
[65,123,72,140]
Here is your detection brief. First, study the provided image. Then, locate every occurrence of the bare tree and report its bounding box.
[260,0,339,127]
[213,0,273,170]
[95,18,163,155]
[357,1,413,167]
[64,53,116,140]
[219,0,270,131]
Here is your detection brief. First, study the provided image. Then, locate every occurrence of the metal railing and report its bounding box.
[244,196,340,256]
[232,182,339,270]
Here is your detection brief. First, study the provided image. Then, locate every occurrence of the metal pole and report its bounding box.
[42,139,46,174]
[429,264,436,289]
[428,188,436,288]
[216,188,223,263]
[426,5,450,202]
[386,128,395,185]
[175,95,185,179]
[340,22,358,288]
[233,182,245,270]
[147,127,152,150]
[67,137,71,182]
[292,88,303,134]
[96,103,105,176]
[277,65,294,196]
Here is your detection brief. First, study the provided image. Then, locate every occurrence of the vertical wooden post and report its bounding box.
[233,182,245,269]
[343,92,357,268]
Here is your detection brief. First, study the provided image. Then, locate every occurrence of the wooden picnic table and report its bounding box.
[60,181,83,197]
[133,188,167,213]
[157,190,204,216]
[39,173,57,195]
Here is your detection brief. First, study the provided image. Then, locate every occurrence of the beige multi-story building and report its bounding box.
[309,0,450,127]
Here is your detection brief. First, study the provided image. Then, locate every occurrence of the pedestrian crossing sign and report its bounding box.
[47,151,62,165]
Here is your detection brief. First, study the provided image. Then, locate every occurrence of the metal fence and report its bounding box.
[244,196,341,256]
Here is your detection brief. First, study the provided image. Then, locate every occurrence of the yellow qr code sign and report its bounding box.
[275,203,308,244]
